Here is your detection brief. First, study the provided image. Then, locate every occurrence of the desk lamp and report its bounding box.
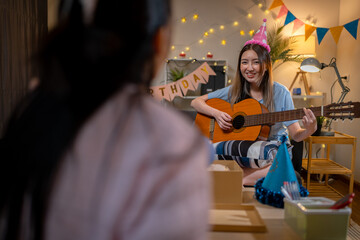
[300,57,350,132]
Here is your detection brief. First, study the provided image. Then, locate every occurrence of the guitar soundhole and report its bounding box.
[232,115,244,129]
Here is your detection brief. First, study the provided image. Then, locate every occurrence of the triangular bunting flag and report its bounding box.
[277,5,288,19]
[344,19,359,39]
[316,27,329,44]
[305,24,317,41]
[330,26,344,44]
[268,0,284,10]
[284,11,296,26]
[292,18,304,34]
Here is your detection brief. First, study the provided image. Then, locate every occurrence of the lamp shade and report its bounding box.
[300,57,322,72]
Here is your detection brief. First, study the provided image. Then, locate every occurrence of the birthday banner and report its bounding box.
[269,0,359,44]
[149,62,216,101]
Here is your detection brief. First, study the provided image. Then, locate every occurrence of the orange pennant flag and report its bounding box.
[330,26,344,44]
[305,24,317,41]
[277,5,288,19]
[292,19,304,34]
[268,0,284,10]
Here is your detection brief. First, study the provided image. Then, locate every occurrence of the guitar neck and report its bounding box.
[244,106,322,127]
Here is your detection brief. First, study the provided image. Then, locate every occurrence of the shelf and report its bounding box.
[292,94,324,99]
[302,158,352,175]
[305,182,343,201]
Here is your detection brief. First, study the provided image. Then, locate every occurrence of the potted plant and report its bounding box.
[168,67,185,82]
[312,116,325,136]
[267,24,303,70]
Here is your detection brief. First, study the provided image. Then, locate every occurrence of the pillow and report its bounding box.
[213,140,293,169]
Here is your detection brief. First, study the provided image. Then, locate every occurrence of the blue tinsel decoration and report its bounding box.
[254,177,309,208]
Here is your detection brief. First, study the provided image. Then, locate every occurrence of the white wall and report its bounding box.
[333,0,360,181]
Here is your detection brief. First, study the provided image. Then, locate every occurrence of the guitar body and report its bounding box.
[195,98,271,142]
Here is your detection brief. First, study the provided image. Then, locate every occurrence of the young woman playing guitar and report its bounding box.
[191,19,317,184]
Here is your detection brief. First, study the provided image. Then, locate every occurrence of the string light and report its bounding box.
[202,57,205,60]
[171,4,272,59]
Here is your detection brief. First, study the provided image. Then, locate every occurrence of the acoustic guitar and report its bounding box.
[194,98,360,143]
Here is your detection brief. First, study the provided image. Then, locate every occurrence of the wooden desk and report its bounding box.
[209,188,301,239]
[302,131,356,200]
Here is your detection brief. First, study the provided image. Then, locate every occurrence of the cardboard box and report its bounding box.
[209,160,243,205]
[284,197,351,240]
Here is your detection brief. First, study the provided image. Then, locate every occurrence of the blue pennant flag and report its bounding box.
[344,19,359,39]
[262,136,299,192]
[284,11,296,26]
[316,27,329,44]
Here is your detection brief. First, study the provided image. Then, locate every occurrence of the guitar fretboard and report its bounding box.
[243,106,322,127]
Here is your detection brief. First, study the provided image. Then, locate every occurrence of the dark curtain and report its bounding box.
[0,0,48,136]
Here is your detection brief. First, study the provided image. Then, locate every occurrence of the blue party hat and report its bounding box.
[262,135,299,192]
[254,135,308,208]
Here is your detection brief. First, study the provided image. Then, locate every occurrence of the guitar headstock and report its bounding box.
[324,102,360,120]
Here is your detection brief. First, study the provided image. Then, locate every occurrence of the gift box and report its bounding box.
[209,160,243,205]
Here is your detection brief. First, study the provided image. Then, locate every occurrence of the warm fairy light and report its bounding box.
[185,46,190,51]
[247,13,253,18]
[240,30,245,35]
[181,17,186,23]
[265,10,270,14]
[322,144,326,148]
[193,14,199,20]
[204,31,209,37]
[202,57,205,60]
[171,45,175,50]
[249,30,254,36]
[223,66,227,70]
[214,62,217,66]
[174,56,177,59]
[305,20,310,24]
[221,40,226,45]
[258,3,263,8]
[209,28,214,33]
[220,25,225,30]
[199,39,204,44]
[233,21,239,26]
[189,57,192,59]
[228,79,232,84]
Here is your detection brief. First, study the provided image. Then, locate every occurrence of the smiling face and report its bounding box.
[240,49,265,86]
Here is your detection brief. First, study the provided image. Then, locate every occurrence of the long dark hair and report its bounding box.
[229,44,274,111]
[0,0,171,239]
